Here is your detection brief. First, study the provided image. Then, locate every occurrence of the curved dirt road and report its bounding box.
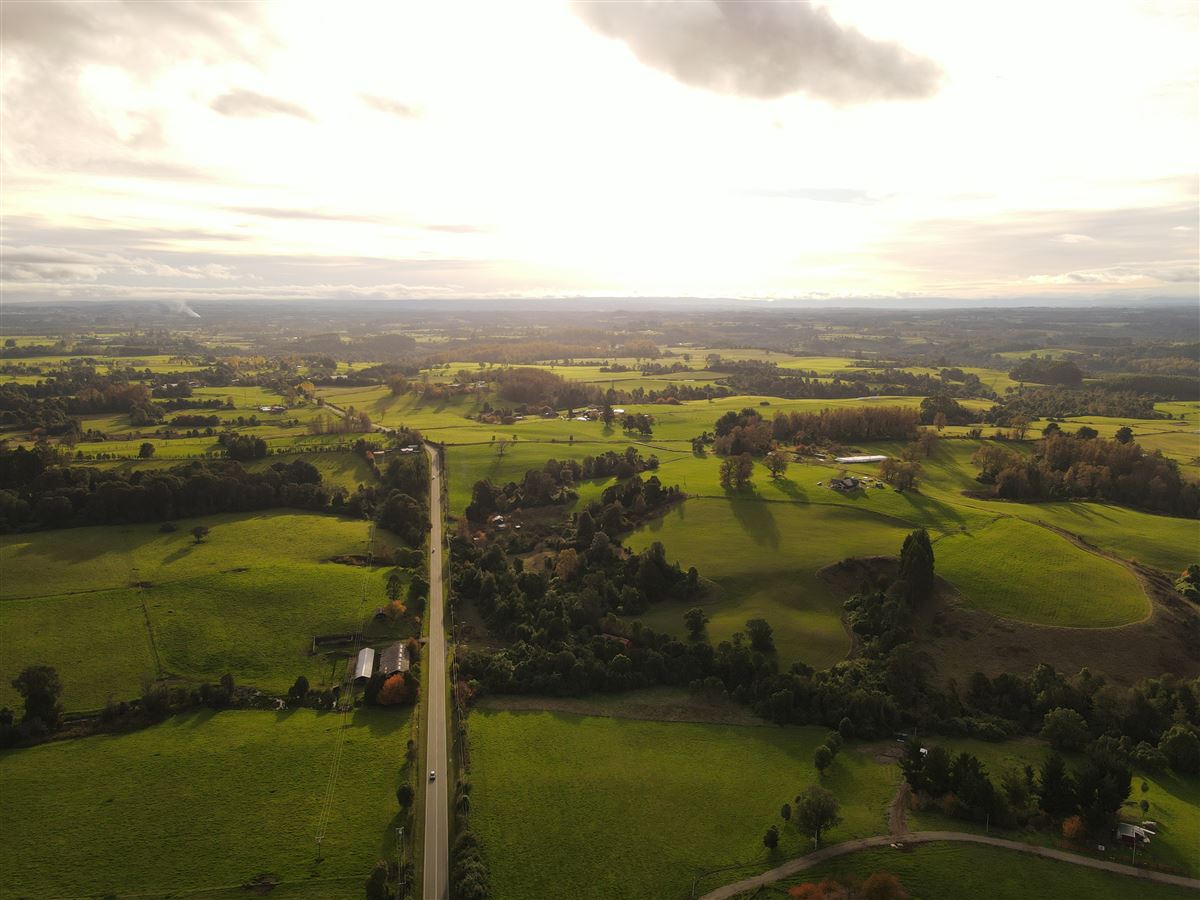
[699,831,1200,899]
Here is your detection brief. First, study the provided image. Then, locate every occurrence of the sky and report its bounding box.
[1,0,1197,304]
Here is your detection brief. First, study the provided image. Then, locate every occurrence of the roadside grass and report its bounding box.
[932,518,1148,626]
[468,709,898,900]
[764,842,1195,900]
[0,708,410,898]
[626,498,917,666]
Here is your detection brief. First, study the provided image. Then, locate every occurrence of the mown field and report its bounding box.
[0,708,410,898]
[764,842,1195,900]
[468,709,899,900]
[0,512,408,710]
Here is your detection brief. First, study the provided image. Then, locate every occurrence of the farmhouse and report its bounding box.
[834,455,889,464]
[379,641,410,675]
[352,647,375,683]
[829,476,861,491]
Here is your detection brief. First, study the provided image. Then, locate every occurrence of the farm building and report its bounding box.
[1116,823,1153,846]
[352,647,375,683]
[379,642,410,676]
[829,476,861,491]
[834,455,888,464]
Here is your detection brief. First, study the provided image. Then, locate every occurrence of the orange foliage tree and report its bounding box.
[377,674,409,706]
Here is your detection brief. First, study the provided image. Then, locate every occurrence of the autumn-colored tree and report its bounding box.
[862,872,909,900]
[555,548,580,581]
[1062,815,1086,841]
[388,599,407,619]
[377,674,409,706]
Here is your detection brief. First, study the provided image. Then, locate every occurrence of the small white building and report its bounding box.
[834,455,889,464]
[353,647,375,682]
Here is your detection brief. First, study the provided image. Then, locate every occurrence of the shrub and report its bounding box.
[1062,815,1086,841]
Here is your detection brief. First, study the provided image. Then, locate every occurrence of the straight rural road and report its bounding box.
[422,444,449,900]
[698,831,1200,899]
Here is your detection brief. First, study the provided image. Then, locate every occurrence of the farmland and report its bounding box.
[468,708,899,900]
[0,512,407,710]
[0,708,411,898]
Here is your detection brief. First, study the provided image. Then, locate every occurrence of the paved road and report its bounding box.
[698,831,1200,899]
[422,445,449,900]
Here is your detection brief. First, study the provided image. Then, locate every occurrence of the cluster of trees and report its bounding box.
[1008,357,1085,387]
[985,387,1162,422]
[217,432,268,460]
[918,395,975,426]
[843,529,936,654]
[771,407,920,445]
[465,450,659,523]
[1098,374,1200,401]
[712,407,774,456]
[972,434,1199,517]
[900,739,1132,836]
[450,828,490,900]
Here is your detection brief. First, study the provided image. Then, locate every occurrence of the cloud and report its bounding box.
[743,187,882,204]
[1,1,273,175]
[1028,262,1199,285]
[360,94,421,118]
[573,0,941,103]
[1053,233,1096,243]
[228,206,382,223]
[210,89,315,121]
[424,224,491,234]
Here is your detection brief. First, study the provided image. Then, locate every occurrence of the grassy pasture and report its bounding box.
[769,842,1195,900]
[469,709,898,900]
[0,708,410,898]
[627,498,916,666]
[932,517,1148,627]
[0,513,407,708]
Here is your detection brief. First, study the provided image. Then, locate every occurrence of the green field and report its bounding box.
[0,708,410,898]
[627,498,916,666]
[767,842,1195,900]
[0,512,408,709]
[933,517,1148,626]
[469,709,899,900]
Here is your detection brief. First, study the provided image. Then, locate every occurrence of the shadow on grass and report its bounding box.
[728,498,781,550]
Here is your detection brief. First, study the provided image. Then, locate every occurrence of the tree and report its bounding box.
[1038,752,1076,818]
[862,872,909,900]
[190,525,210,544]
[916,430,938,457]
[879,458,922,492]
[764,449,790,479]
[897,528,935,604]
[396,782,415,809]
[378,674,409,705]
[1061,815,1086,841]
[1114,425,1134,444]
[684,607,709,640]
[793,785,841,846]
[495,438,510,458]
[814,744,833,774]
[288,675,310,703]
[746,618,775,653]
[933,411,947,432]
[387,571,404,603]
[1041,707,1089,752]
[11,665,62,732]
[763,824,779,851]
[138,441,155,458]
[780,802,792,821]
[1159,725,1200,774]
[1011,415,1031,440]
